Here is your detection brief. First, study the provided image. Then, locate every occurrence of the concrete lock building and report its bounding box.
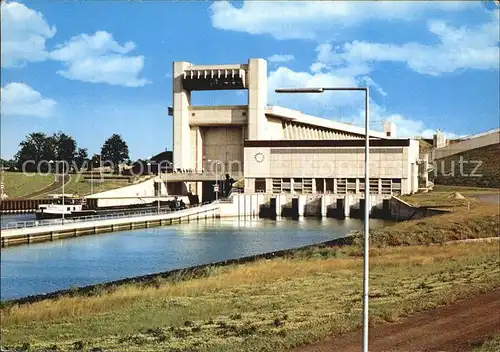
[168,58,427,214]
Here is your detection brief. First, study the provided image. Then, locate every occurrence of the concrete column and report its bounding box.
[412,163,419,193]
[344,195,350,218]
[298,195,306,217]
[173,61,192,170]
[248,58,267,140]
[320,196,327,217]
[245,178,255,193]
[195,127,203,172]
[276,194,284,218]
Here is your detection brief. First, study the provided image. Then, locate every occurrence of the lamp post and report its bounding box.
[90,158,96,195]
[147,162,160,213]
[275,87,370,352]
[207,159,219,201]
[49,160,66,224]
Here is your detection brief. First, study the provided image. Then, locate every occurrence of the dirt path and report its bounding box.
[23,175,69,199]
[473,194,500,205]
[292,289,500,352]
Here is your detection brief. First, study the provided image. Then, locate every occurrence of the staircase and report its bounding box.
[417,158,435,193]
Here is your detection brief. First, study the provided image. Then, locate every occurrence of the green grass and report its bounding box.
[400,185,499,209]
[1,172,54,198]
[473,335,500,352]
[350,203,499,248]
[432,185,500,194]
[39,174,132,197]
[1,242,499,352]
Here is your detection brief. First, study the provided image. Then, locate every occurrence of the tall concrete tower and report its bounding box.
[171,58,267,171]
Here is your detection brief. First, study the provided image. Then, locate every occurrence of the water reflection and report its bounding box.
[1,218,388,300]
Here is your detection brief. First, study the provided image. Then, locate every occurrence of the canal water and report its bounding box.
[1,218,387,300]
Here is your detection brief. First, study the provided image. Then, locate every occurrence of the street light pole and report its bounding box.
[276,87,370,352]
[62,161,65,224]
[50,160,65,224]
[91,159,94,195]
[207,159,219,201]
[157,166,160,214]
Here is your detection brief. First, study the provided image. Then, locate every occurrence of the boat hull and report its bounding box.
[35,210,97,220]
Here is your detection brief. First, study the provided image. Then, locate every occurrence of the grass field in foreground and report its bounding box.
[473,335,500,352]
[2,242,499,352]
[1,172,54,198]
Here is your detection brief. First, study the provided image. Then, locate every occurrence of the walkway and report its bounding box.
[292,288,500,352]
[1,202,220,247]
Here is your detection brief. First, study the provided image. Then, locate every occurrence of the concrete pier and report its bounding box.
[1,203,220,248]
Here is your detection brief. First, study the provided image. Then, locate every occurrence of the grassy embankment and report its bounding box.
[400,184,499,209]
[47,174,131,197]
[1,172,54,198]
[474,335,500,352]
[1,190,499,351]
[1,171,137,198]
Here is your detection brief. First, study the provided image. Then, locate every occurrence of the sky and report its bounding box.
[1,0,499,160]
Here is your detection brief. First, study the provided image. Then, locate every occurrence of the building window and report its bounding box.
[255,178,266,193]
[381,179,392,194]
[347,178,356,194]
[272,178,281,193]
[316,178,325,193]
[293,178,303,193]
[336,179,346,194]
[282,178,291,193]
[392,178,402,195]
[303,179,313,193]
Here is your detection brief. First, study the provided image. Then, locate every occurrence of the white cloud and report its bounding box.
[268,66,362,113]
[365,105,458,139]
[210,1,478,40]
[267,43,461,138]
[0,1,56,68]
[267,54,295,63]
[50,31,150,87]
[1,82,57,118]
[317,12,500,76]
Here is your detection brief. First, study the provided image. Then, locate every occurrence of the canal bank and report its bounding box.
[2,194,440,248]
[1,217,388,300]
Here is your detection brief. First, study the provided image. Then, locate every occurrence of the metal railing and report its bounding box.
[1,201,215,231]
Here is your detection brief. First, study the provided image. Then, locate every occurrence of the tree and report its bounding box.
[101,134,129,173]
[74,148,88,171]
[14,132,80,173]
[53,132,77,165]
[1,159,13,168]
[15,132,55,172]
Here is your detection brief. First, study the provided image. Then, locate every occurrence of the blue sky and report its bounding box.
[1,0,499,160]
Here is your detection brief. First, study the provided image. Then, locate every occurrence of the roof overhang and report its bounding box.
[265,105,388,139]
[244,139,411,148]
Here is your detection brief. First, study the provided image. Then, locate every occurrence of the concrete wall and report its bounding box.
[189,106,247,126]
[223,193,389,219]
[244,146,414,180]
[86,178,169,207]
[265,116,284,140]
[219,193,265,217]
[202,126,244,174]
[433,143,500,188]
[390,196,450,220]
[431,130,500,160]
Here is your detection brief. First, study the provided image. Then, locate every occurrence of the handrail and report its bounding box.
[1,201,215,231]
